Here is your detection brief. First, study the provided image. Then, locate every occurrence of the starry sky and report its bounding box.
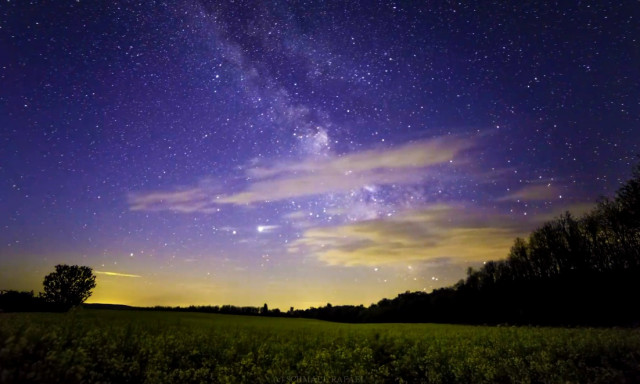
[1,1,639,310]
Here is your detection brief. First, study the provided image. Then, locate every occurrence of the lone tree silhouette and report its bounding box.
[42,264,96,310]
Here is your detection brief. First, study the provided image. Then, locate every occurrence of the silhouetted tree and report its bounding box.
[42,264,96,311]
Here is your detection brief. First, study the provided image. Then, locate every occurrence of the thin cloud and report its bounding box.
[247,135,472,179]
[533,202,595,222]
[95,271,142,278]
[498,184,561,202]
[128,188,219,213]
[128,135,474,212]
[288,205,528,267]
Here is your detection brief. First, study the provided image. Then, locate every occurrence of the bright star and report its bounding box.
[257,225,278,233]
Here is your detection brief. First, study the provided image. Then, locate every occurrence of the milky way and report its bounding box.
[1,1,639,309]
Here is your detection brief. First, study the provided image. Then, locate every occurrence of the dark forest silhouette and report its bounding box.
[2,162,639,326]
[292,161,640,326]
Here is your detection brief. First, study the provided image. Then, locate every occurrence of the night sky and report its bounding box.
[1,1,639,309]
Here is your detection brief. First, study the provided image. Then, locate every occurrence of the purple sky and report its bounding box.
[1,1,638,309]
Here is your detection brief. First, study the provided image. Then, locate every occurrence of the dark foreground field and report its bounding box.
[1,309,639,384]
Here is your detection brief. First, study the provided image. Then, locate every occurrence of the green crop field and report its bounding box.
[1,309,639,384]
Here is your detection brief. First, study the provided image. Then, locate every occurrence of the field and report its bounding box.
[1,309,639,384]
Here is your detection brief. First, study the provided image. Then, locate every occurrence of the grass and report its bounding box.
[1,309,639,383]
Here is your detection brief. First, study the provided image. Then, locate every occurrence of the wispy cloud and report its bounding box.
[246,135,471,179]
[129,188,218,213]
[95,271,142,278]
[128,135,474,212]
[498,183,561,202]
[288,205,529,267]
[533,202,595,222]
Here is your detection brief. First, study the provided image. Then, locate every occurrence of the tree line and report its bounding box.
[288,161,640,326]
[2,162,639,326]
[85,161,640,326]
